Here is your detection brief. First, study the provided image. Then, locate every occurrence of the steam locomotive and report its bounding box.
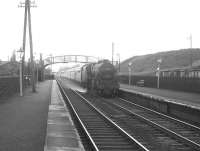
[60,59,119,96]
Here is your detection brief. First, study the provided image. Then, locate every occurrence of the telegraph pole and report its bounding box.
[19,0,37,92]
[189,34,193,49]
[19,0,28,93]
[27,0,36,92]
[112,42,114,64]
[189,34,193,67]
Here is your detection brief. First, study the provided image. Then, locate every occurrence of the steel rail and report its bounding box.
[119,97,200,131]
[110,98,200,150]
[73,90,149,151]
[57,80,99,151]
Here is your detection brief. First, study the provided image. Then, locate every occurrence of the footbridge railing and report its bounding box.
[44,55,98,67]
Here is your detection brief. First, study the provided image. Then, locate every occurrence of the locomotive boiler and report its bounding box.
[81,59,119,96]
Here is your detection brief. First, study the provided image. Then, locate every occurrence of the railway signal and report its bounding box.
[112,42,114,65]
[157,58,162,89]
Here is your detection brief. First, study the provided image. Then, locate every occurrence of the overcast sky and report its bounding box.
[1,0,200,63]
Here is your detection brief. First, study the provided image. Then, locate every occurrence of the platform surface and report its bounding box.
[120,83,200,109]
[0,80,52,151]
[44,80,85,151]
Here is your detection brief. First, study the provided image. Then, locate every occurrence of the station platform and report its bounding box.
[0,80,52,151]
[120,84,200,109]
[0,80,84,151]
[44,80,84,151]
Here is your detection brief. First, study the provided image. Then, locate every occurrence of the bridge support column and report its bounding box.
[38,67,44,81]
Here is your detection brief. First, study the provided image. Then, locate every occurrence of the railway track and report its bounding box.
[81,93,200,151]
[58,79,200,150]
[113,97,200,145]
[57,81,148,151]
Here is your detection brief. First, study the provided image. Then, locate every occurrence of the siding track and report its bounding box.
[58,79,200,150]
[88,95,200,151]
[116,97,200,147]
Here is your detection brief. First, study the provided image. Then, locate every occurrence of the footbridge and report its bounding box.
[44,55,98,67]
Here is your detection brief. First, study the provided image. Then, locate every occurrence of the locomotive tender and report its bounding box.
[60,59,119,96]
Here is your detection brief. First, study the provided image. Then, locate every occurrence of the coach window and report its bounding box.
[189,71,194,78]
[189,72,191,78]
[180,71,184,78]
[163,72,166,77]
[192,71,195,78]
[194,71,198,78]
[198,71,200,78]
[194,71,197,78]
[173,71,177,77]
[166,71,170,77]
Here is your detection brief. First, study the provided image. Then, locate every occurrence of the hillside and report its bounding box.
[120,48,200,75]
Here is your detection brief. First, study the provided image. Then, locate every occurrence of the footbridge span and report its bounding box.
[44,55,98,67]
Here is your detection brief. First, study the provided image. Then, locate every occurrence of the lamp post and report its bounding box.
[157,59,162,89]
[17,48,24,96]
[128,62,132,85]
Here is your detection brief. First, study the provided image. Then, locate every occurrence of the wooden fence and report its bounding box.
[119,75,200,93]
